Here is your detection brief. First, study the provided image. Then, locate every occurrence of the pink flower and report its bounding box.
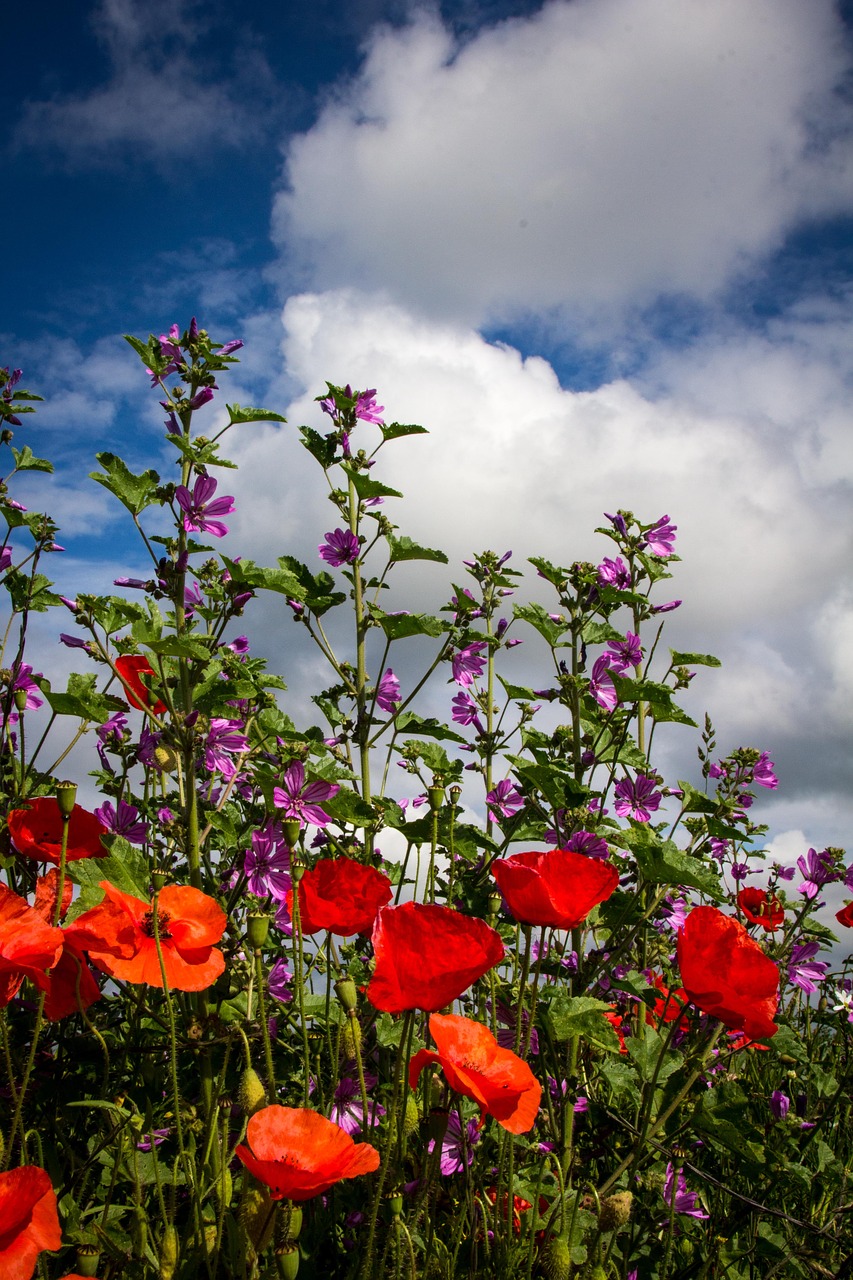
[175,475,235,538]
[319,528,360,568]
[273,761,340,830]
[486,779,524,821]
[376,669,401,713]
[452,642,488,687]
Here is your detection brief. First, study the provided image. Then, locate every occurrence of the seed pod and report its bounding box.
[541,1233,572,1280]
[238,1066,268,1116]
[247,913,270,948]
[275,1243,300,1280]
[55,780,78,816]
[335,977,358,1012]
[598,1190,633,1231]
[158,1225,179,1280]
[75,1246,102,1278]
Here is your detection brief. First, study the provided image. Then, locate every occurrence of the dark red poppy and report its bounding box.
[737,888,784,932]
[677,905,779,1041]
[645,974,690,1031]
[0,885,63,1009]
[836,902,853,928]
[0,1165,62,1280]
[235,1105,379,1201]
[409,1013,541,1134]
[367,901,504,1014]
[490,848,618,929]
[7,797,107,866]
[68,882,226,992]
[289,858,392,936]
[31,871,101,1021]
[115,654,167,714]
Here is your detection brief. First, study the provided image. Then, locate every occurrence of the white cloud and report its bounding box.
[275,0,853,326]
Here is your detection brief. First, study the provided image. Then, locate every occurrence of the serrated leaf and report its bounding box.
[323,788,379,827]
[393,713,465,744]
[226,403,287,425]
[387,535,448,564]
[341,464,403,501]
[11,445,53,473]
[676,781,717,814]
[670,649,721,668]
[66,835,150,909]
[42,671,123,723]
[513,602,568,646]
[90,453,161,515]
[496,674,538,701]
[145,636,210,660]
[380,421,428,441]
[547,996,621,1050]
[622,827,722,898]
[527,556,569,587]
[582,620,624,644]
[626,1025,680,1083]
[375,612,446,640]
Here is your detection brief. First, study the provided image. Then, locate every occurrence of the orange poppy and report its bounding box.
[290,857,392,936]
[0,885,63,1008]
[645,974,690,1031]
[67,882,226,992]
[0,1166,62,1280]
[737,888,784,932]
[235,1105,379,1201]
[367,901,504,1014]
[31,871,101,1021]
[409,1013,541,1134]
[677,905,779,1041]
[7,797,107,866]
[115,654,167,714]
[490,848,618,929]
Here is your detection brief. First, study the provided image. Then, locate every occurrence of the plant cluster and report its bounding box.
[0,329,850,1280]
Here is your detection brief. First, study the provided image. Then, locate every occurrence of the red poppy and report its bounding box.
[115,654,167,714]
[737,888,784,932]
[67,882,226,992]
[483,1188,534,1236]
[235,1105,379,1201]
[490,848,618,929]
[367,901,504,1014]
[0,885,63,1008]
[31,871,101,1021]
[645,974,690,1031]
[0,1166,62,1280]
[409,1013,541,1134]
[289,858,392,936]
[7,797,107,866]
[604,1007,628,1053]
[836,902,853,928]
[677,905,779,1041]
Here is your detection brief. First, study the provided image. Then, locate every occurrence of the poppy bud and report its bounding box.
[541,1234,572,1280]
[241,1186,275,1252]
[341,1013,362,1059]
[158,1225,179,1279]
[217,1167,233,1209]
[275,1244,301,1280]
[238,1067,268,1116]
[154,745,179,771]
[598,1191,632,1231]
[55,780,78,816]
[280,1202,303,1242]
[75,1246,102,1277]
[129,1204,148,1257]
[403,1093,420,1136]
[247,913,270,948]
[335,977,358,1011]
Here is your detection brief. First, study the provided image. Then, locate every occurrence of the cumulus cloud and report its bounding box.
[275,0,853,327]
[13,0,276,164]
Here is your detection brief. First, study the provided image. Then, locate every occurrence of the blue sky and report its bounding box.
[2,0,852,889]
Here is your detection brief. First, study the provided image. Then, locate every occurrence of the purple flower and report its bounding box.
[604,511,628,537]
[175,475,235,539]
[188,386,216,411]
[218,338,244,357]
[589,654,617,711]
[565,830,610,860]
[273,760,340,830]
[355,389,385,425]
[663,1165,708,1220]
[770,1090,790,1120]
[796,848,838,899]
[606,631,642,673]
[0,546,12,575]
[656,894,688,934]
[94,799,148,846]
[597,556,631,590]
[788,941,829,993]
[493,999,539,1055]
[451,690,484,733]
[376,669,401,713]
[268,957,293,1002]
[753,751,778,790]
[319,528,360,567]
[486,779,524,822]
[730,862,751,882]
[451,642,488,687]
[613,774,662,822]
[203,718,248,777]
[429,1109,480,1176]
[644,515,677,558]
[652,599,682,614]
[137,1128,170,1152]
[60,633,93,652]
[11,663,43,710]
[244,823,291,901]
[330,1074,385,1136]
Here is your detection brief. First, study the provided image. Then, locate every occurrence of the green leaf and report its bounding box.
[626,1026,680,1083]
[600,1057,641,1103]
[622,826,722,898]
[547,996,621,1051]
[676,781,717,814]
[299,426,337,468]
[11,445,53,473]
[341,464,403,501]
[226,403,287,425]
[670,649,721,668]
[323,789,379,828]
[513,602,568,646]
[527,556,569,587]
[375,611,446,641]
[145,636,211,661]
[582,620,624,644]
[387,535,448,564]
[90,453,161,515]
[375,1013,406,1047]
[496,675,538,701]
[380,421,428,442]
[393,713,465,744]
[66,835,150,913]
[42,672,124,723]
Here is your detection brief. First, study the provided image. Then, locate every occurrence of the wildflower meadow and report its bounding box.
[0,324,850,1279]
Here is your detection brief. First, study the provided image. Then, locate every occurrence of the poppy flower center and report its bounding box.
[142,909,173,939]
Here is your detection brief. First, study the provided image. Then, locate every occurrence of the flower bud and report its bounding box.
[153,745,179,772]
[280,1202,303,1242]
[129,1204,148,1257]
[158,1226,179,1280]
[402,1093,420,1137]
[247,913,270,948]
[335,977,358,1011]
[541,1234,572,1280]
[598,1190,633,1231]
[241,1186,275,1252]
[55,780,78,817]
[238,1066,268,1116]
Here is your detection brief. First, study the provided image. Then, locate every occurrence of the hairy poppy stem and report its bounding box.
[360,1008,415,1280]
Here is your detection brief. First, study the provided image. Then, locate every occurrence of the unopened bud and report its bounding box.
[335,977,358,1012]
[55,781,78,816]
[280,1202,303,1242]
[599,1190,633,1231]
[402,1093,420,1137]
[129,1204,148,1257]
[158,1225,179,1279]
[541,1233,572,1280]
[238,1066,267,1116]
[153,744,179,772]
